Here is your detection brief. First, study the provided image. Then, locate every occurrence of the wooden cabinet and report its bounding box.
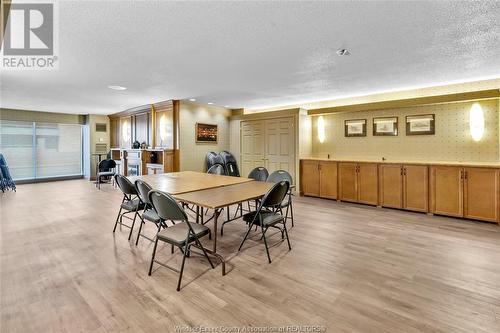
[379,164,403,208]
[403,165,429,212]
[319,161,338,199]
[464,167,499,222]
[430,166,464,217]
[300,160,320,197]
[339,162,378,205]
[338,162,358,202]
[300,159,500,224]
[300,160,337,199]
[379,164,429,212]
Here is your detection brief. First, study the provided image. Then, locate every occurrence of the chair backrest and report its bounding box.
[220,151,240,177]
[207,164,225,175]
[206,152,224,171]
[149,190,188,222]
[98,159,116,172]
[114,174,137,196]
[248,167,269,182]
[267,170,293,185]
[135,179,153,205]
[261,181,290,209]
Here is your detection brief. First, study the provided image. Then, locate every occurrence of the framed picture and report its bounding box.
[344,119,367,137]
[406,114,435,135]
[373,117,398,136]
[195,123,218,143]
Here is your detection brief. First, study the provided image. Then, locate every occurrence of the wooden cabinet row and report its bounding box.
[300,160,500,224]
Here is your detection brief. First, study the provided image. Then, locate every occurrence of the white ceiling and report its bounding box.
[1,0,500,115]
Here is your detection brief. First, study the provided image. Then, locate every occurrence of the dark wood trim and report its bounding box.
[109,104,151,118]
[308,89,500,115]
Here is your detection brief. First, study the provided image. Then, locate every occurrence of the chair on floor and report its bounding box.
[238,181,292,263]
[148,190,214,291]
[134,179,170,245]
[207,164,225,175]
[113,174,145,240]
[96,159,116,189]
[220,167,270,236]
[267,170,295,227]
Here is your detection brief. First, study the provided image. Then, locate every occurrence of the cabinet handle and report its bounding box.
[460,170,463,179]
[403,167,406,176]
[400,166,403,176]
[464,171,468,179]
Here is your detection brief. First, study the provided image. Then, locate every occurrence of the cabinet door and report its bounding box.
[358,163,379,205]
[403,165,429,212]
[338,163,358,202]
[464,167,499,222]
[241,120,265,177]
[300,160,320,197]
[379,164,403,208]
[319,161,337,199]
[265,117,295,180]
[430,166,463,217]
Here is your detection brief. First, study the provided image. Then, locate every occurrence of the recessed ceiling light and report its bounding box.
[207,102,214,105]
[336,49,350,56]
[108,85,127,91]
[189,98,196,101]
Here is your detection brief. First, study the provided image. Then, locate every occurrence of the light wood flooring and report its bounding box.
[1,179,500,332]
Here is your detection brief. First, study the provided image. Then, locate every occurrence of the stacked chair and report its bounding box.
[0,154,16,192]
[220,151,240,177]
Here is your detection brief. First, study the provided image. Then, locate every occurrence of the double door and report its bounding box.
[241,117,295,181]
[379,164,429,212]
[338,162,378,205]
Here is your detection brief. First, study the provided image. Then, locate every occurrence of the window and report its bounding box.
[0,120,83,181]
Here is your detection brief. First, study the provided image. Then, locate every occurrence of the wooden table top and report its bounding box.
[173,181,275,209]
[128,171,254,195]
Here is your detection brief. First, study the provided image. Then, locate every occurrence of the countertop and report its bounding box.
[300,157,500,168]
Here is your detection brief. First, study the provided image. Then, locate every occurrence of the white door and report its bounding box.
[265,117,295,180]
[240,117,295,182]
[240,120,265,177]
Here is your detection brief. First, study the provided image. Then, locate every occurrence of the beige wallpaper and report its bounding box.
[311,99,499,162]
[179,101,231,171]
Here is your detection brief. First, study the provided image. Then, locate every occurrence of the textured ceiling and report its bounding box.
[1,0,500,115]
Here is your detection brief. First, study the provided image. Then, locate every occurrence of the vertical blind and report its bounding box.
[0,120,83,180]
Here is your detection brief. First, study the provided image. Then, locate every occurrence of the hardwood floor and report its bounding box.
[1,179,500,332]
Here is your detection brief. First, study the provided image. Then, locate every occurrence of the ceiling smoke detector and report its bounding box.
[336,49,350,56]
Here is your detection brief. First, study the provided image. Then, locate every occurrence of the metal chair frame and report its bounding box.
[112,175,144,241]
[147,190,215,291]
[238,181,292,263]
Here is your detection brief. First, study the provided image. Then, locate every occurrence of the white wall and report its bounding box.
[179,101,231,171]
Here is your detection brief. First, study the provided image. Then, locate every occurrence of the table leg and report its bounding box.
[196,205,200,224]
[213,210,218,253]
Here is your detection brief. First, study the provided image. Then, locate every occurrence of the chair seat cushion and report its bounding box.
[121,199,145,211]
[243,210,285,227]
[142,209,160,223]
[157,222,210,245]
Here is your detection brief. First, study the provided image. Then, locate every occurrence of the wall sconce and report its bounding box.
[469,103,484,142]
[317,116,326,143]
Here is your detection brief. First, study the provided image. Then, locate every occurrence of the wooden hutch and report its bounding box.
[109,100,180,176]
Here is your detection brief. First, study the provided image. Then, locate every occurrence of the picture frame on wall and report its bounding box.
[344,119,367,137]
[195,123,218,143]
[406,114,435,135]
[373,117,398,136]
